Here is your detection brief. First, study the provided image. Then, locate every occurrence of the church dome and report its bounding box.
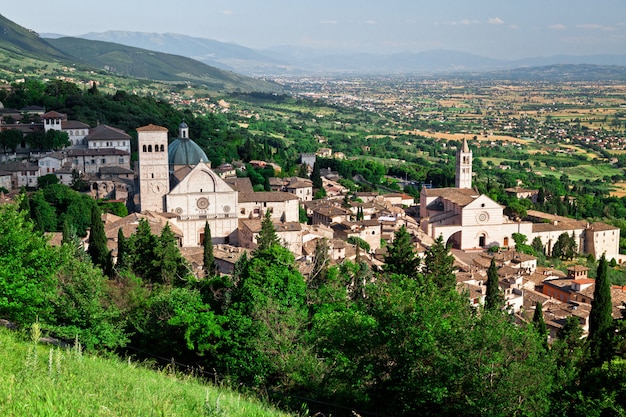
[168,137,209,166]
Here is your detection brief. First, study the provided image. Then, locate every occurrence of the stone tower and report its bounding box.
[137,124,170,212]
[455,138,472,189]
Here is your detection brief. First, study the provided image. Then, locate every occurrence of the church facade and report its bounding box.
[137,123,239,247]
[419,138,619,260]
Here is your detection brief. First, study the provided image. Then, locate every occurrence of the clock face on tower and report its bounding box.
[151,181,165,194]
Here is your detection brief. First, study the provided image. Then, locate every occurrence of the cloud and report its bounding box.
[488,17,504,25]
[222,10,233,16]
[549,24,567,30]
[577,23,615,31]
[364,20,377,25]
[320,20,338,25]
[441,19,480,26]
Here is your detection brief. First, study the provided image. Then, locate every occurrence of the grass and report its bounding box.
[0,326,293,417]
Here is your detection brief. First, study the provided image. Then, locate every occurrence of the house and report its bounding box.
[238,190,300,223]
[331,219,382,252]
[38,152,66,175]
[67,148,131,174]
[238,218,302,255]
[86,124,132,153]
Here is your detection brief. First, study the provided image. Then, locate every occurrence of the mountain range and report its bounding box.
[74,30,626,78]
[1,11,625,86]
[0,14,282,93]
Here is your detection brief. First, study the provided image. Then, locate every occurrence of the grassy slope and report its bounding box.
[0,328,291,417]
[0,14,70,60]
[47,37,283,93]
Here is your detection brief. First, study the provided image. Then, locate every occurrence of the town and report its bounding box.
[0,103,624,345]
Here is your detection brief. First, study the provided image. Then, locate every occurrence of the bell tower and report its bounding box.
[455,138,472,189]
[137,124,170,212]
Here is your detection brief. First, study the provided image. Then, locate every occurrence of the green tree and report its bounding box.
[37,173,59,188]
[423,234,455,290]
[311,161,323,190]
[532,301,548,349]
[587,254,614,367]
[485,257,504,311]
[220,245,312,390]
[347,236,370,252]
[256,210,280,251]
[552,232,577,260]
[308,238,330,291]
[0,203,59,325]
[531,236,544,255]
[126,218,159,281]
[116,228,128,271]
[30,190,57,232]
[0,129,23,152]
[203,221,218,277]
[51,244,127,350]
[46,129,70,150]
[87,205,112,277]
[154,223,190,285]
[383,226,421,279]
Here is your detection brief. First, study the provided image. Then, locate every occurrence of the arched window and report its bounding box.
[148,145,152,152]
[142,144,147,152]
[160,144,165,152]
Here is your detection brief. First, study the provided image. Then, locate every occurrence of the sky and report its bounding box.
[3,1,626,59]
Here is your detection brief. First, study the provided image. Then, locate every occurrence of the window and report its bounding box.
[143,145,147,152]
[148,145,152,152]
[119,158,125,163]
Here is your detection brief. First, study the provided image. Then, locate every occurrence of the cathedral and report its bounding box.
[419,138,620,261]
[420,138,534,250]
[136,123,239,247]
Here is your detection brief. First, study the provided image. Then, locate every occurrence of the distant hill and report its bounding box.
[0,14,282,93]
[477,64,626,82]
[0,14,72,61]
[68,30,626,79]
[78,31,287,73]
[47,36,283,92]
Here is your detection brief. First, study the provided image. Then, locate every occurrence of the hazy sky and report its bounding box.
[3,1,626,59]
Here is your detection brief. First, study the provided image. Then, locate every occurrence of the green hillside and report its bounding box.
[0,14,70,60]
[47,37,283,92]
[0,13,282,93]
[0,327,292,417]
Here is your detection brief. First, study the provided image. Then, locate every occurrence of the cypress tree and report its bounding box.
[256,210,280,251]
[532,301,548,349]
[383,226,420,279]
[588,254,613,366]
[423,235,456,290]
[203,221,218,277]
[116,227,127,271]
[87,205,112,276]
[311,161,323,190]
[485,257,504,311]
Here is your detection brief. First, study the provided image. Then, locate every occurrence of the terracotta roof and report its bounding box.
[99,166,134,175]
[86,124,131,141]
[423,187,480,206]
[42,110,66,119]
[589,222,619,232]
[238,191,299,203]
[68,148,129,156]
[224,177,254,193]
[136,124,168,132]
[62,120,90,129]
